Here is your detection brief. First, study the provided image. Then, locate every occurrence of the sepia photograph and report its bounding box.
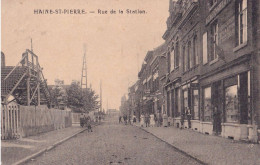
[1,0,260,164]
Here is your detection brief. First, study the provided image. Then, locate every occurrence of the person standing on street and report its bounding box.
[86,115,93,132]
[119,116,122,123]
[186,107,192,129]
[98,115,101,124]
[80,113,84,127]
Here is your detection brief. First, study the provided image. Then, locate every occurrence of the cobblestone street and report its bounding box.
[26,116,201,165]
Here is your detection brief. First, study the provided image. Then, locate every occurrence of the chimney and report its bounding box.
[1,52,5,67]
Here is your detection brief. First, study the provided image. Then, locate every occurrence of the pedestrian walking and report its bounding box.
[140,114,145,127]
[119,116,122,123]
[154,114,158,127]
[133,115,137,123]
[180,111,185,129]
[186,107,192,129]
[145,113,150,127]
[80,113,84,127]
[128,115,131,125]
[159,113,163,127]
[98,115,101,124]
[125,115,128,125]
[86,115,93,132]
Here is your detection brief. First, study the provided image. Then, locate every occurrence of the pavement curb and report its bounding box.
[12,124,100,165]
[135,125,208,165]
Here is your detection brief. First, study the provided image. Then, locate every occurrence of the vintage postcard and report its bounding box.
[1,0,260,164]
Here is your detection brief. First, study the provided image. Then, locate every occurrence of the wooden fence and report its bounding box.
[1,102,20,139]
[1,103,72,140]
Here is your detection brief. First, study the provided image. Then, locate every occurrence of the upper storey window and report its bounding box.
[236,0,247,45]
[210,22,218,61]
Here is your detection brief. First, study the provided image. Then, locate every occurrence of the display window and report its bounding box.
[203,87,212,122]
[193,89,199,120]
[225,85,239,122]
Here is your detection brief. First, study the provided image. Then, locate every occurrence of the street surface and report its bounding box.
[26,116,202,165]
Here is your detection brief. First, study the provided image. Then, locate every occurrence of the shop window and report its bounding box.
[236,0,247,45]
[193,89,199,120]
[203,87,212,122]
[167,91,171,117]
[175,88,180,117]
[171,90,175,117]
[183,90,189,117]
[170,47,175,71]
[225,85,239,123]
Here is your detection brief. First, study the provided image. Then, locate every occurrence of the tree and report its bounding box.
[66,81,100,113]
[49,82,68,110]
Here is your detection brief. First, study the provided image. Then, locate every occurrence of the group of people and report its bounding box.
[142,113,163,127]
[119,115,137,125]
[80,113,93,132]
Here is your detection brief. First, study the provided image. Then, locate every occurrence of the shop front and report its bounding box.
[200,55,252,140]
[165,77,181,127]
[181,76,200,131]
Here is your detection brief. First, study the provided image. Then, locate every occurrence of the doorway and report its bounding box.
[212,81,222,135]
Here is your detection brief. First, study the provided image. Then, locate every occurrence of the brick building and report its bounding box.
[162,0,260,142]
[123,0,260,142]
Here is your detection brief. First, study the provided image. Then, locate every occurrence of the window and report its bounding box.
[203,87,212,122]
[193,89,199,120]
[236,0,247,45]
[184,42,191,72]
[170,47,175,71]
[183,46,186,71]
[188,41,192,69]
[175,41,180,68]
[211,22,218,61]
[203,32,208,64]
[225,85,239,122]
[167,52,171,73]
[193,36,199,65]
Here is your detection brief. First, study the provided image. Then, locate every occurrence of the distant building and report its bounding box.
[107,109,118,116]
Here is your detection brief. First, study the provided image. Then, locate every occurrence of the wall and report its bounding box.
[19,105,72,137]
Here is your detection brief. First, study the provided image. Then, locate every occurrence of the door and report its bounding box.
[212,81,222,135]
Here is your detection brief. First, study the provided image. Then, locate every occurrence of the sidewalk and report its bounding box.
[135,123,260,165]
[1,124,88,165]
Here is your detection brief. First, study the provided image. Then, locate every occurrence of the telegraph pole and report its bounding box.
[81,44,87,90]
[100,80,102,112]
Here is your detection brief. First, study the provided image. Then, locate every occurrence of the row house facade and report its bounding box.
[162,0,260,142]
[131,44,167,120]
[124,0,260,142]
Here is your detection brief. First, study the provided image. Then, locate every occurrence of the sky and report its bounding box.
[1,0,170,110]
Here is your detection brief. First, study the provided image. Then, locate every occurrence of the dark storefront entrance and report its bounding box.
[212,81,222,135]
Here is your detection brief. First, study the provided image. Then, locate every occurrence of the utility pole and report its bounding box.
[81,44,87,90]
[107,98,108,113]
[100,80,102,112]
